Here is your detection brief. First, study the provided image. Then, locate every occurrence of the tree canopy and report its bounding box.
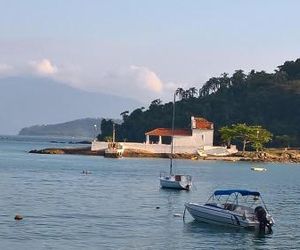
[219,124,272,152]
[100,58,300,148]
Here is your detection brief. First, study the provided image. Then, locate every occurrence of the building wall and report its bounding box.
[173,129,213,147]
[91,141,199,154]
[192,129,214,146]
[91,141,108,151]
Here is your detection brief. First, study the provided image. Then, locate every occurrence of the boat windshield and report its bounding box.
[207,190,263,208]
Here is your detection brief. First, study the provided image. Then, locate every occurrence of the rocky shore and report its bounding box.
[29,147,300,163]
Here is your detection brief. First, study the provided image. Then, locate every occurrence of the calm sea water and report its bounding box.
[0,136,299,249]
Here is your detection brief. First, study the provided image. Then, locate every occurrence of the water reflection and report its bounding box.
[183,220,273,249]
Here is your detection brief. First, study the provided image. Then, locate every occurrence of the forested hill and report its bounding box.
[100,58,300,147]
[19,118,103,138]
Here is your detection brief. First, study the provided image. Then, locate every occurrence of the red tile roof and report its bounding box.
[145,128,192,136]
[194,117,213,129]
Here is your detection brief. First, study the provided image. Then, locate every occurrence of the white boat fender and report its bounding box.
[173,213,182,217]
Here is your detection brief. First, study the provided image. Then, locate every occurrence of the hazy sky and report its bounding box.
[1,0,300,103]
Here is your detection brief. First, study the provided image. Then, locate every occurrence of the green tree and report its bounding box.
[120,111,129,121]
[231,70,246,86]
[274,135,294,148]
[219,126,235,147]
[219,124,272,153]
[250,126,273,152]
[150,99,162,106]
[98,119,114,141]
[233,123,253,153]
[188,87,198,98]
[175,88,185,100]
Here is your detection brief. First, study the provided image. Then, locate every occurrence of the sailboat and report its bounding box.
[159,92,192,190]
[104,123,124,158]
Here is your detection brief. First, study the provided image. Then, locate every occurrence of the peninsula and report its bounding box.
[29,146,300,163]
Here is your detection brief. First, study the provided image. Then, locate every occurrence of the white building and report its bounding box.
[91,116,214,154]
[145,116,214,148]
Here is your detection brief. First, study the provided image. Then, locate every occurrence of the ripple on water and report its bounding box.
[0,140,300,249]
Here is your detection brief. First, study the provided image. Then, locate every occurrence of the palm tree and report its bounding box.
[150,99,162,106]
[120,110,129,121]
[182,90,189,100]
[188,87,198,98]
[175,88,185,100]
[199,84,209,97]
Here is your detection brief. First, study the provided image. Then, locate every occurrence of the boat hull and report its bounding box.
[104,148,123,158]
[104,152,122,158]
[160,176,191,190]
[185,203,258,229]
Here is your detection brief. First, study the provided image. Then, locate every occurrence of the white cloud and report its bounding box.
[129,65,162,93]
[0,63,14,76]
[30,59,58,75]
[90,65,166,102]
[0,59,180,103]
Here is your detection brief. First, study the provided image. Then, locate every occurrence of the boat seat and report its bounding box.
[224,203,237,211]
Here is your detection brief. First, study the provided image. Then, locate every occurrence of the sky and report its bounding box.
[1,0,300,103]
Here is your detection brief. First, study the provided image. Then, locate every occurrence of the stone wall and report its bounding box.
[91,141,199,154]
[91,141,108,151]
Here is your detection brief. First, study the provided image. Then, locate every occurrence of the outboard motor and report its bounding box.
[255,206,272,233]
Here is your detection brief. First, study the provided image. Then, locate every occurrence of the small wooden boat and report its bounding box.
[104,142,124,158]
[104,123,124,158]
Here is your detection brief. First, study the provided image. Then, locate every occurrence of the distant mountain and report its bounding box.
[0,76,141,135]
[19,118,105,138]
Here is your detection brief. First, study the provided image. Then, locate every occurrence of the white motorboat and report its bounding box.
[159,90,192,190]
[184,189,274,232]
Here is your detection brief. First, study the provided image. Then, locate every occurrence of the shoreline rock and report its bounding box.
[29,147,104,156]
[29,147,300,163]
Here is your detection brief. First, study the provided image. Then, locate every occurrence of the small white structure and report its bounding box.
[145,116,214,148]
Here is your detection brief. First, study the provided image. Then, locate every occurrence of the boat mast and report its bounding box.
[112,123,115,143]
[170,91,176,175]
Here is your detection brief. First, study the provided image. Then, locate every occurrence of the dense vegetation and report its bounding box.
[99,59,300,148]
[219,124,272,152]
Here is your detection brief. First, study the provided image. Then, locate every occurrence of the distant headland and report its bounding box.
[19,118,104,138]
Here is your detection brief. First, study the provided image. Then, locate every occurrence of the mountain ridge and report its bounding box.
[19,118,102,138]
[0,76,141,135]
